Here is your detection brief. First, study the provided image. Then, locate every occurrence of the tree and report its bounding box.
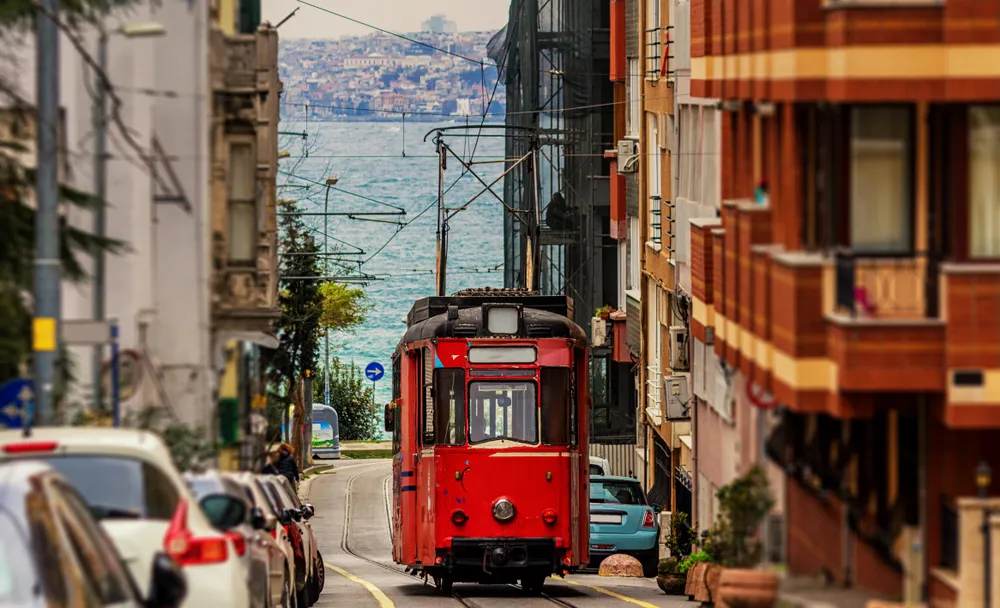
[318,282,372,332]
[315,357,379,441]
[0,132,126,387]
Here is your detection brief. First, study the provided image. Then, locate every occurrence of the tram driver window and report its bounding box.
[540,368,571,445]
[433,369,466,445]
[469,382,538,445]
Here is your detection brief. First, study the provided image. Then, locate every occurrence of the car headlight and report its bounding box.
[493,498,515,522]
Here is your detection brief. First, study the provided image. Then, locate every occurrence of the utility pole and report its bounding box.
[33,0,61,425]
[434,137,447,297]
[323,183,331,410]
[92,29,109,411]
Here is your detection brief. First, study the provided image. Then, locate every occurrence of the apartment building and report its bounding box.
[686,0,1000,602]
[2,0,280,468]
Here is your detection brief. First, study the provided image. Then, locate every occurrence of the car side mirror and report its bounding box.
[199,494,248,531]
[250,507,267,530]
[653,505,663,514]
[146,552,186,608]
[286,508,302,523]
[301,504,315,520]
[383,404,394,433]
[277,509,292,526]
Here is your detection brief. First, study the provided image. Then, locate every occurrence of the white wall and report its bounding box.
[3,1,215,429]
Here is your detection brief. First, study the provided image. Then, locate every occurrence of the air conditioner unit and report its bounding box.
[664,375,691,421]
[669,326,689,370]
[617,140,638,174]
[591,317,608,347]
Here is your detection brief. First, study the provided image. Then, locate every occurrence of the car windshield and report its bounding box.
[590,480,646,505]
[38,456,179,520]
[0,510,34,602]
[468,381,537,445]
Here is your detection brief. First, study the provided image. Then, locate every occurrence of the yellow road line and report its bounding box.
[558,577,661,608]
[325,562,395,608]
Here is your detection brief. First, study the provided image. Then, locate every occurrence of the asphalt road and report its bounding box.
[302,459,690,608]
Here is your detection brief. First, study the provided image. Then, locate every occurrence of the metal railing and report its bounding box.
[649,195,662,246]
[833,250,940,319]
[643,26,673,79]
[664,198,675,255]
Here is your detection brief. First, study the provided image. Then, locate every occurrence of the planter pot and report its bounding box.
[717,568,780,608]
[685,562,709,599]
[656,573,686,595]
[599,312,610,320]
[705,564,723,605]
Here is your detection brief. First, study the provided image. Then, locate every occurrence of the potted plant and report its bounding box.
[665,511,696,558]
[679,550,712,599]
[711,466,779,608]
[595,305,613,320]
[656,558,686,595]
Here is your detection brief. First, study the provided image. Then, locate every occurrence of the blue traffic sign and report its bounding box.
[365,362,385,382]
[0,379,34,429]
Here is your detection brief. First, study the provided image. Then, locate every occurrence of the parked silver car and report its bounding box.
[185,471,284,608]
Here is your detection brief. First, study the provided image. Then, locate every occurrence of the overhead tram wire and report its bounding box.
[295,0,484,66]
[278,170,406,213]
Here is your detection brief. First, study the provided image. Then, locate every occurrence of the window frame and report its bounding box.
[965,104,1000,260]
[467,380,539,446]
[540,367,572,446]
[433,367,466,446]
[421,347,435,447]
[846,104,916,256]
[226,136,258,265]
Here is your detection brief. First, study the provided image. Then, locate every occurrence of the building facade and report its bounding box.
[686,0,1000,602]
[2,0,279,468]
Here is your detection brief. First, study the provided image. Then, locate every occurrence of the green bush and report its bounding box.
[677,551,712,574]
[665,511,696,558]
[706,466,775,568]
[658,557,680,576]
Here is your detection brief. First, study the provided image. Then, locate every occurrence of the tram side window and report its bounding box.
[422,347,435,446]
[540,367,571,445]
[433,369,466,445]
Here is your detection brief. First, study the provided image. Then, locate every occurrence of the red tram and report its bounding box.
[384,290,590,593]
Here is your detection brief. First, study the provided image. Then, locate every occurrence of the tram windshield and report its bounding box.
[468,381,538,445]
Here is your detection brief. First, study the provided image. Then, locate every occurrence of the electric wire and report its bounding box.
[295,0,485,66]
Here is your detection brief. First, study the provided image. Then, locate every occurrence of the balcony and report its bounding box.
[689,217,722,345]
[826,251,946,394]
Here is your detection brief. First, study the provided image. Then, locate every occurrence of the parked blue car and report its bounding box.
[588,475,661,577]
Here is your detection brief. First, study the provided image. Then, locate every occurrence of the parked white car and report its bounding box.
[590,455,612,476]
[0,428,251,607]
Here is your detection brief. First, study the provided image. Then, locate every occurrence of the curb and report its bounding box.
[298,464,335,502]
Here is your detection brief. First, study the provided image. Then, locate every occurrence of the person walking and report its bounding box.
[275,442,299,487]
[261,448,280,476]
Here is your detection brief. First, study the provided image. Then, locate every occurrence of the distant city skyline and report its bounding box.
[263,0,508,39]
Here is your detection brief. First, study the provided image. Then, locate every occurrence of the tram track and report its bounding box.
[340,468,584,608]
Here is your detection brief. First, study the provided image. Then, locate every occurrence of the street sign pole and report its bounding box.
[111,320,120,426]
[365,362,385,429]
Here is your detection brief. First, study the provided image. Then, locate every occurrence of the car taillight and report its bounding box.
[225,531,247,556]
[163,499,229,566]
[542,509,558,525]
[3,441,58,454]
[269,528,278,539]
[641,510,655,528]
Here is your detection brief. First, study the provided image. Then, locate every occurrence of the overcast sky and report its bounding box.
[264,0,510,39]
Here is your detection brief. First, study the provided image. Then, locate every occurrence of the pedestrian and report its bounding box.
[261,449,280,476]
[275,442,299,487]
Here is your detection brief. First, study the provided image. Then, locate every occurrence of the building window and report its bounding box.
[627,217,640,290]
[645,282,661,414]
[227,141,257,263]
[969,106,1000,258]
[849,106,912,254]
[627,59,640,139]
[647,114,662,247]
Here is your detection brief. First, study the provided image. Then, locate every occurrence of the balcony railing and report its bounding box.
[649,195,661,246]
[833,250,940,320]
[644,27,661,79]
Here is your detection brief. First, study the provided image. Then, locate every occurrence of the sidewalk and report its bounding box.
[339,440,391,459]
[779,576,886,608]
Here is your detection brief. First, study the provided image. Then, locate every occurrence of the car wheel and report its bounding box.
[309,552,324,601]
[641,549,659,578]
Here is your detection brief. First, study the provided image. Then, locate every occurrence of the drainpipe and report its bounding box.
[841,420,852,587]
[918,394,928,603]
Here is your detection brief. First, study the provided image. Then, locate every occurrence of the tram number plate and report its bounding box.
[590,513,623,524]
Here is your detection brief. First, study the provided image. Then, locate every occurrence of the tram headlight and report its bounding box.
[492,498,515,522]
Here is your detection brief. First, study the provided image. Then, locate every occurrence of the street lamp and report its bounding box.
[277,198,297,205]
[278,150,291,159]
[92,20,166,411]
[321,176,339,411]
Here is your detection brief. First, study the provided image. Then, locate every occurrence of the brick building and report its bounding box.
[685,0,1000,602]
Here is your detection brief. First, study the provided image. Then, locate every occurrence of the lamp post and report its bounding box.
[322,177,339,411]
[92,21,165,411]
[978,461,992,608]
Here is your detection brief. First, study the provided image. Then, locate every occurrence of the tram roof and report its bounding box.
[400,300,586,344]
[406,290,571,326]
